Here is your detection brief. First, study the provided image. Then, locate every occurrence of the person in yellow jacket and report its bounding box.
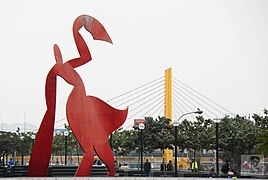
[191,159,198,173]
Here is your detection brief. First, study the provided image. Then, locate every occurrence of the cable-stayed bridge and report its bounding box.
[54,68,234,130]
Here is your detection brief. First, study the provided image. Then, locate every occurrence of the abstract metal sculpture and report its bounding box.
[27,15,128,177]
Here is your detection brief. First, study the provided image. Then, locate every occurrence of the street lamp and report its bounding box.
[214,118,221,177]
[174,109,203,177]
[64,130,69,165]
[173,121,179,177]
[20,136,25,165]
[30,134,35,165]
[2,150,5,166]
[0,132,4,166]
[138,123,145,177]
[177,109,203,122]
[31,134,36,149]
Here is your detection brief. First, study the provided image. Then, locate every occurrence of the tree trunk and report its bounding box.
[60,154,63,165]
[77,149,80,164]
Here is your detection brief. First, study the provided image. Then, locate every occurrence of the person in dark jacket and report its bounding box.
[144,158,151,176]
[160,160,166,171]
[221,160,230,174]
[167,160,174,171]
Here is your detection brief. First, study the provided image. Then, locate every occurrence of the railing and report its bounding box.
[1,165,268,178]
[0,165,108,177]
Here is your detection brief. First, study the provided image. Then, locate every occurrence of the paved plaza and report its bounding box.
[0,178,262,180]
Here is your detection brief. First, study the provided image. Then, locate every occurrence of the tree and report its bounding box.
[177,116,214,160]
[0,131,21,155]
[142,116,173,152]
[254,109,268,155]
[252,108,268,128]
[112,128,134,158]
[256,129,268,155]
[51,125,83,165]
[119,116,173,157]
[0,127,36,166]
[0,131,35,165]
[17,132,34,157]
[66,126,82,164]
[52,133,65,164]
[219,115,259,170]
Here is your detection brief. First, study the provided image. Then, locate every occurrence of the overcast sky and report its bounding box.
[0,0,267,129]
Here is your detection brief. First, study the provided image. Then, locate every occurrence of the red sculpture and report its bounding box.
[27,15,128,177]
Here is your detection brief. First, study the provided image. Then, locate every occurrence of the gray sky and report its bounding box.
[0,0,267,129]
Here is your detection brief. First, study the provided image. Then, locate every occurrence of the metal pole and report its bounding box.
[65,135,67,165]
[5,154,8,166]
[140,129,143,177]
[77,149,80,164]
[109,133,113,150]
[174,126,178,177]
[193,150,196,173]
[21,151,24,165]
[32,139,34,148]
[2,152,5,166]
[216,122,219,176]
[31,134,36,155]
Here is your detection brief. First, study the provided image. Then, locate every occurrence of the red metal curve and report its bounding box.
[27,15,127,177]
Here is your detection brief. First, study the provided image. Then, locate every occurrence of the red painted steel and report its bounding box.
[27,15,128,177]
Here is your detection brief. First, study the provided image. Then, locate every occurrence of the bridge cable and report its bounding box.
[173,79,230,116]
[173,77,234,115]
[173,84,218,118]
[115,83,164,107]
[141,93,165,118]
[107,76,164,103]
[126,90,164,119]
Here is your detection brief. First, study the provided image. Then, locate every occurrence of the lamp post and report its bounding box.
[20,136,25,165]
[29,134,35,165]
[2,151,5,166]
[31,134,36,148]
[138,123,145,177]
[64,131,69,165]
[173,121,179,177]
[174,109,203,177]
[214,118,221,177]
[0,132,3,166]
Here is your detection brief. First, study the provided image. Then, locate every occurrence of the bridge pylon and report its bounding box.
[164,68,174,164]
[165,68,172,123]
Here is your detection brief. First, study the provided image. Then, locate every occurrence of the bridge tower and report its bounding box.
[165,68,172,122]
[164,68,173,164]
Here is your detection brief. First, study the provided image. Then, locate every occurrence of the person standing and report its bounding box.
[167,160,174,171]
[160,160,166,171]
[191,159,198,173]
[8,158,14,167]
[221,160,230,174]
[144,158,151,177]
